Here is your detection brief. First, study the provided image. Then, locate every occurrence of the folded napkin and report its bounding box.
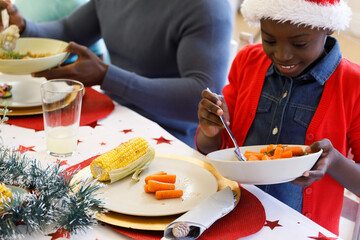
[162,186,235,240]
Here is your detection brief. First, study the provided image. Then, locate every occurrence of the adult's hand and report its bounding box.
[0,1,25,32]
[32,42,109,87]
[0,0,8,10]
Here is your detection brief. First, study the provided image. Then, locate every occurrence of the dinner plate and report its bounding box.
[0,74,46,108]
[5,184,28,195]
[4,106,43,116]
[77,155,219,217]
[72,154,241,230]
[0,184,29,213]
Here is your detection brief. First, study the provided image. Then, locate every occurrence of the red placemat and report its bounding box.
[107,186,265,240]
[6,87,114,130]
[67,157,266,240]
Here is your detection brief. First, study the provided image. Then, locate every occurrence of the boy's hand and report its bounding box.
[292,139,338,187]
[197,89,229,137]
[32,42,108,86]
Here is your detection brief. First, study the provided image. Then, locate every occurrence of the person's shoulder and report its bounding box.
[238,43,266,59]
[332,58,360,92]
[185,0,232,14]
[232,43,269,68]
[240,43,263,52]
[337,58,360,75]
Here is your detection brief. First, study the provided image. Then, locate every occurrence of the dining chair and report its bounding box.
[224,39,239,85]
[352,199,360,240]
[341,192,359,240]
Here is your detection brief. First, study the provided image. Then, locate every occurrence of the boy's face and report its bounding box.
[260,19,332,78]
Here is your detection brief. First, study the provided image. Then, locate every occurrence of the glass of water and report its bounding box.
[40,79,84,157]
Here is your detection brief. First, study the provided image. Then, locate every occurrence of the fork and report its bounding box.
[219,115,247,161]
[206,88,246,161]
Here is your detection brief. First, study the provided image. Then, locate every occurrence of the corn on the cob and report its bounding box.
[0,183,12,210]
[90,137,155,183]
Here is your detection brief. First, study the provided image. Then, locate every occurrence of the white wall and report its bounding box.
[348,0,360,38]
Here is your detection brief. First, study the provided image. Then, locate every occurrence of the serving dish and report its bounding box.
[0,38,68,75]
[206,145,322,185]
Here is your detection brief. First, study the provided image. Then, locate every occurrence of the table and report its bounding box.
[0,87,341,240]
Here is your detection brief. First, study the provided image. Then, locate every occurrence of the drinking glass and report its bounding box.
[40,79,84,157]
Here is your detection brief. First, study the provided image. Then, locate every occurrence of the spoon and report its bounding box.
[206,88,247,161]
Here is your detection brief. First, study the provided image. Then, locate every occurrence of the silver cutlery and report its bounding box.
[219,115,247,161]
[206,88,246,161]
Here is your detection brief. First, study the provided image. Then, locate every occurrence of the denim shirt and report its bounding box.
[243,36,342,212]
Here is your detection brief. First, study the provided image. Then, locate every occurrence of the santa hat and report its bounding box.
[241,0,352,32]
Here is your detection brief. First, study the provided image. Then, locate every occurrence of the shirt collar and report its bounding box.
[307,36,342,85]
[266,36,342,85]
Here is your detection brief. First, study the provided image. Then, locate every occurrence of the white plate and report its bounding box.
[206,145,322,185]
[0,74,46,108]
[5,184,28,195]
[79,156,218,217]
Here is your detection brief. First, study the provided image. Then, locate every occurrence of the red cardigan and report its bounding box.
[219,44,360,234]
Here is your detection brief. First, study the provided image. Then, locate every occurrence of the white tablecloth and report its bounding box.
[0,88,340,240]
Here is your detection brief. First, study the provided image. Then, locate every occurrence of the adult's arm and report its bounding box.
[101,0,233,122]
[21,1,101,47]
[22,0,233,123]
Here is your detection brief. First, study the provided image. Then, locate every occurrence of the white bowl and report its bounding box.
[206,145,322,185]
[0,38,68,75]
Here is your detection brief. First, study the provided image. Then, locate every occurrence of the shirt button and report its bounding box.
[272,127,278,135]
[305,212,312,219]
[282,91,288,98]
[305,187,313,195]
[306,133,314,141]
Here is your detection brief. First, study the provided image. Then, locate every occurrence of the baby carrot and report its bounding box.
[260,148,268,154]
[151,171,167,176]
[244,151,264,159]
[261,154,271,160]
[267,144,275,152]
[283,146,304,156]
[147,180,175,192]
[247,155,260,161]
[155,189,183,200]
[144,184,152,193]
[280,150,293,158]
[273,147,284,159]
[145,174,176,184]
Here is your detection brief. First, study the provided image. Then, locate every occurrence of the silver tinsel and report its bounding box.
[0,146,106,239]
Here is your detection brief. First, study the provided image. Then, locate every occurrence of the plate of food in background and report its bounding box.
[0,74,46,108]
[0,38,68,75]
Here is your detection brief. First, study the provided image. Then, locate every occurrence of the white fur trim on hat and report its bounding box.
[241,0,352,32]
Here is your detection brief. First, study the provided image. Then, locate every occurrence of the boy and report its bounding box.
[196,0,360,235]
